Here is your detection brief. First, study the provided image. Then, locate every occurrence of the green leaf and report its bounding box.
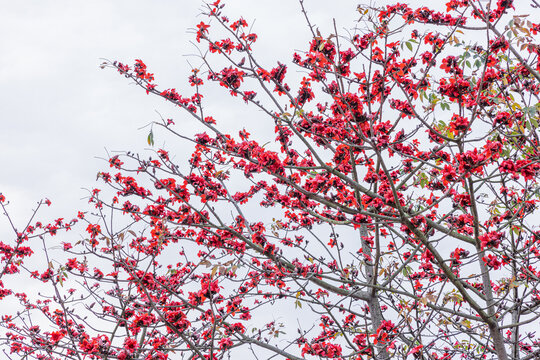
[147,131,154,146]
[530,116,539,129]
[524,106,538,117]
[419,173,428,188]
[406,41,413,51]
[403,265,413,276]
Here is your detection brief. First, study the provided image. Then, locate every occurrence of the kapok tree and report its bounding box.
[2,0,540,359]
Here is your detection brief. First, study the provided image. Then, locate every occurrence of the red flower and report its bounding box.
[219,337,233,350]
[86,224,101,238]
[196,22,210,42]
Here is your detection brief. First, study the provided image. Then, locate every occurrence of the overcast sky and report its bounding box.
[2,1,540,357]
[0,0,370,232]
[1,0,535,234]
[0,1,374,340]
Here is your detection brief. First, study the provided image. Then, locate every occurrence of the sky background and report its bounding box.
[0,0,535,242]
[0,0,378,346]
[0,0,367,232]
[1,0,540,357]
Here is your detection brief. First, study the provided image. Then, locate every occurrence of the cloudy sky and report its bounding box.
[0,0,371,232]
[2,1,539,356]
[0,0,533,235]
[0,0,378,345]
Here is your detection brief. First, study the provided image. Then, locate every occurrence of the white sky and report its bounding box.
[0,1,373,351]
[1,0,537,263]
[2,0,540,357]
[0,0,369,230]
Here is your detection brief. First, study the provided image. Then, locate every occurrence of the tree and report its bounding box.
[2,0,540,359]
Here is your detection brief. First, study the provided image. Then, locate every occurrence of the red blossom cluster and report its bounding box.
[2,0,540,359]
